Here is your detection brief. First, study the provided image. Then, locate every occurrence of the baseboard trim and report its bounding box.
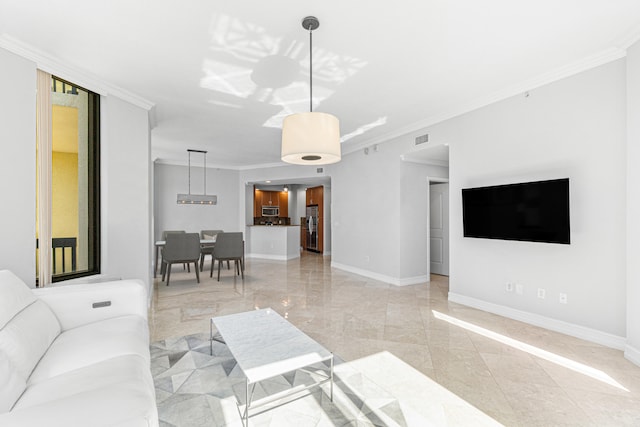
[398,275,429,286]
[246,253,299,261]
[625,344,640,367]
[448,292,627,350]
[331,262,427,286]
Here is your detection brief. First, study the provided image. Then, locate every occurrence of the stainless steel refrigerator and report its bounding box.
[306,205,319,252]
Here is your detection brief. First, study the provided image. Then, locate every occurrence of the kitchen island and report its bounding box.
[246,225,301,260]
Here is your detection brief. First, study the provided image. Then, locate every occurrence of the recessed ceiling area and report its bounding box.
[251,176,331,190]
[401,144,449,167]
[1,1,639,168]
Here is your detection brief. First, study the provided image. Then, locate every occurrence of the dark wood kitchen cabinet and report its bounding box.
[306,186,323,206]
[254,188,289,218]
[279,191,289,217]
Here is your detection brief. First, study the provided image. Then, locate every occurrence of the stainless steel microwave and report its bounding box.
[262,206,279,216]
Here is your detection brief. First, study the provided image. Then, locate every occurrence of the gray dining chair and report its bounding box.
[199,229,223,271]
[160,230,187,275]
[162,233,201,286]
[210,232,244,281]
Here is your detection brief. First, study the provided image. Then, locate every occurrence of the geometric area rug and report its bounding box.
[150,333,411,427]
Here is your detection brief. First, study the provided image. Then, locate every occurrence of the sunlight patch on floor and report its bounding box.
[343,351,504,427]
[432,310,629,392]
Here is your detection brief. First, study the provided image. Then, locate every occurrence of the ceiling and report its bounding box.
[1,1,639,169]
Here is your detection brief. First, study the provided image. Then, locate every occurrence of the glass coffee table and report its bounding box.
[210,308,334,426]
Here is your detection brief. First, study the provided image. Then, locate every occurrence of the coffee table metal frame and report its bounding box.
[210,309,333,427]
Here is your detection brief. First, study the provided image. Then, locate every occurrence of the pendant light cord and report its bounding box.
[309,26,313,113]
[186,149,208,196]
[188,151,191,195]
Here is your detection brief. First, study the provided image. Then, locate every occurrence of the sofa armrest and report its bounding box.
[32,280,148,331]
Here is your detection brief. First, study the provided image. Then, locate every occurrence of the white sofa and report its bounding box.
[0,270,158,426]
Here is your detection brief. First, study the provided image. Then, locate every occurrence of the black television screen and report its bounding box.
[462,178,570,244]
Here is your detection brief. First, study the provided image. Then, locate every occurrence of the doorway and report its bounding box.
[428,179,449,277]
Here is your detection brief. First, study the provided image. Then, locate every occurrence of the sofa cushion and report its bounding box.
[3,387,158,427]
[3,355,158,426]
[0,270,37,328]
[0,300,61,380]
[13,354,154,411]
[29,314,149,385]
[0,350,26,413]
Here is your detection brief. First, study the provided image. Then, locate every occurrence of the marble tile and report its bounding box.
[497,378,593,426]
[150,253,640,426]
[480,352,559,388]
[382,325,427,345]
[564,387,640,426]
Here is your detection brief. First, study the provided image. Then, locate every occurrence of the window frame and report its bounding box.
[49,76,101,283]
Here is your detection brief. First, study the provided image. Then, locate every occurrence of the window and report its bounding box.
[36,76,100,283]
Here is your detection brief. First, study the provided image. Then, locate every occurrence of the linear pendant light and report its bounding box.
[281,16,341,165]
[177,149,218,205]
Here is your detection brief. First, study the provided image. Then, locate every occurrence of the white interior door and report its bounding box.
[430,183,449,276]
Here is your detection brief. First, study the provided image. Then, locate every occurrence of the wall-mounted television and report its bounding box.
[462,178,570,244]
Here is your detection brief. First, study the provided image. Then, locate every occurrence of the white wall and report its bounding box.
[400,161,448,282]
[0,48,37,285]
[244,183,254,226]
[153,163,240,238]
[426,59,627,342]
[626,40,640,364]
[330,138,448,284]
[286,186,298,224]
[0,46,153,289]
[101,96,152,288]
[331,145,400,279]
[294,186,306,225]
[323,185,332,254]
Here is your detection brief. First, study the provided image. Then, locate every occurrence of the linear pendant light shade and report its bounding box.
[281,112,340,164]
[281,16,341,165]
[177,193,217,205]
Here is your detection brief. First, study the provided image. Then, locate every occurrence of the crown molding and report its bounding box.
[343,45,628,156]
[235,161,289,171]
[615,23,640,50]
[153,157,286,171]
[0,34,154,111]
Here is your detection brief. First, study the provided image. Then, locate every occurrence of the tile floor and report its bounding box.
[149,252,640,426]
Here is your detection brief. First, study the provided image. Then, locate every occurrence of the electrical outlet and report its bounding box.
[505,282,514,292]
[516,284,524,295]
[559,293,568,304]
[537,288,546,299]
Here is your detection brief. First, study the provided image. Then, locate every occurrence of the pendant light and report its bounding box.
[281,16,341,165]
[177,149,218,205]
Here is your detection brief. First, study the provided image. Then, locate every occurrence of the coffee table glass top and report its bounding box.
[211,308,332,384]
